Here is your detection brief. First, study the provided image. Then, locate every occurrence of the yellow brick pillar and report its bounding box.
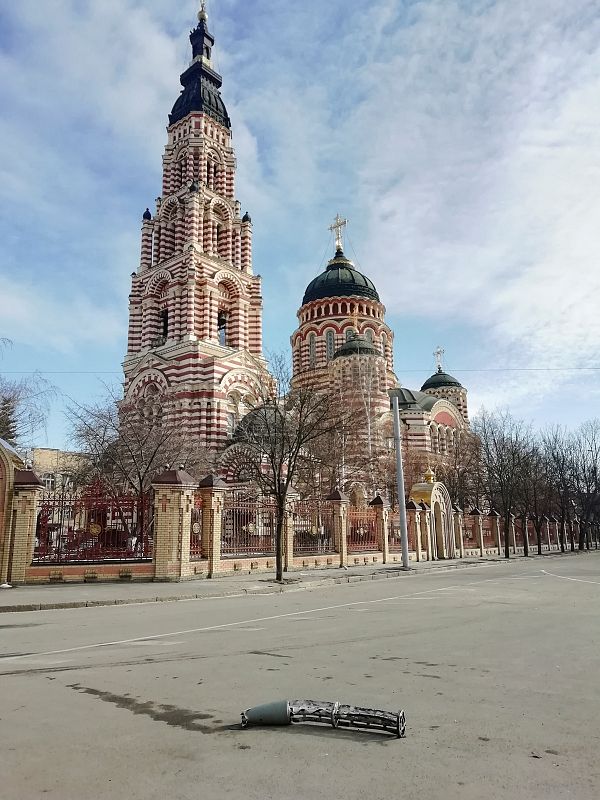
[284,490,299,572]
[543,515,552,551]
[327,490,348,568]
[453,505,465,558]
[6,470,43,585]
[489,509,501,555]
[421,502,433,561]
[370,495,389,564]
[406,500,421,562]
[198,475,228,578]
[470,507,484,557]
[152,468,198,582]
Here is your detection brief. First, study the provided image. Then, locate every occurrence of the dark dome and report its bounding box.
[333,333,382,360]
[302,248,380,306]
[391,387,437,412]
[143,208,152,220]
[421,368,463,391]
[231,404,283,445]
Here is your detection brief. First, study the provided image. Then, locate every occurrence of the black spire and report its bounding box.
[169,5,231,128]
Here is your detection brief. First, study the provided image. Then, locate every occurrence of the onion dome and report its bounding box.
[390,387,437,412]
[302,247,380,306]
[242,212,252,223]
[421,366,463,392]
[169,7,231,128]
[333,332,382,360]
[143,208,152,220]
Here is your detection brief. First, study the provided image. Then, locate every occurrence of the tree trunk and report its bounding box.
[504,514,511,559]
[578,520,586,550]
[559,512,566,553]
[275,504,285,583]
[536,522,542,556]
[523,518,529,558]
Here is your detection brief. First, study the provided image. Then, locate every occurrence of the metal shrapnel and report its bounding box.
[241,699,406,738]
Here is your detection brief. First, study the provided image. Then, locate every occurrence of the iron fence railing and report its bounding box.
[33,484,153,564]
[292,500,336,555]
[221,495,277,558]
[347,508,378,553]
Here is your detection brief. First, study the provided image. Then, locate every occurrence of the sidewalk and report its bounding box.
[0,552,580,614]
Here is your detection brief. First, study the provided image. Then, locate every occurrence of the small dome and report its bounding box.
[242,212,252,223]
[421,368,463,392]
[390,388,437,412]
[231,403,282,444]
[143,208,152,221]
[333,332,382,360]
[302,248,380,306]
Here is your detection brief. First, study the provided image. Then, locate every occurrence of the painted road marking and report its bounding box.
[541,569,600,586]
[0,570,544,665]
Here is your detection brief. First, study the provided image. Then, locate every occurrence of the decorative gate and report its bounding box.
[33,483,153,564]
[221,493,277,558]
[293,500,335,555]
[347,507,378,553]
[389,510,416,552]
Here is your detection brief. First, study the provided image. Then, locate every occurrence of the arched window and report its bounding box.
[326,330,335,361]
[345,328,353,342]
[43,473,56,492]
[365,329,374,345]
[309,333,317,368]
[218,311,228,346]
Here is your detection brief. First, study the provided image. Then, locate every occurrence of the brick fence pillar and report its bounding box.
[327,490,348,568]
[370,495,389,564]
[152,468,198,582]
[5,470,43,585]
[198,475,228,578]
[510,514,517,553]
[406,500,420,562]
[543,515,552,551]
[284,489,299,572]
[489,509,501,556]
[470,507,484,557]
[420,502,432,561]
[453,505,465,559]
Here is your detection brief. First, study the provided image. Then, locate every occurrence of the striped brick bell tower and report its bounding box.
[124,4,266,451]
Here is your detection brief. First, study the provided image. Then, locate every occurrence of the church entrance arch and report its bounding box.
[433,501,444,559]
[410,476,455,560]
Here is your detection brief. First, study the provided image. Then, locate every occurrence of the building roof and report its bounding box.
[169,12,231,128]
[421,367,463,392]
[302,248,380,306]
[333,332,382,360]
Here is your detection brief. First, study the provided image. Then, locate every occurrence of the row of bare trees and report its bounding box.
[432,410,600,557]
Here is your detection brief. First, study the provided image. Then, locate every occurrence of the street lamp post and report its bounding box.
[389,390,410,570]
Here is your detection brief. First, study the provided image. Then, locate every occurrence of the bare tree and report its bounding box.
[570,420,600,550]
[472,408,533,559]
[66,387,212,499]
[230,354,356,582]
[542,426,575,552]
[434,430,483,510]
[0,373,56,448]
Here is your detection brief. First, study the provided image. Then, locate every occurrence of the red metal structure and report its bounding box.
[292,500,335,555]
[33,483,153,564]
[347,507,378,552]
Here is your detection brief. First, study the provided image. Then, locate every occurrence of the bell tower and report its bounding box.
[124,4,266,450]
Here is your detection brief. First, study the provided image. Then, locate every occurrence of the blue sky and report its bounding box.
[1,0,600,449]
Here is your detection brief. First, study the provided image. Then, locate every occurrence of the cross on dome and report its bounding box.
[329,214,347,251]
[434,346,445,373]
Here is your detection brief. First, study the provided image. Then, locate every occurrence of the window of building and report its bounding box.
[309,333,317,368]
[345,328,353,342]
[43,473,56,492]
[218,311,228,346]
[365,329,374,345]
[160,308,169,340]
[326,330,335,361]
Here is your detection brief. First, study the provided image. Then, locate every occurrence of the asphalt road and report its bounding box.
[1,554,599,800]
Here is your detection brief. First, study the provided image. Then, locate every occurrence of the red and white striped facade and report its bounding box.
[124,58,265,452]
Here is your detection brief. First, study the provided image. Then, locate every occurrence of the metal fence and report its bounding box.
[292,500,336,555]
[482,516,496,548]
[33,484,153,564]
[389,509,416,552]
[221,493,277,558]
[347,507,378,553]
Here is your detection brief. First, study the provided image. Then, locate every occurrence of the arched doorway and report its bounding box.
[433,501,445,559]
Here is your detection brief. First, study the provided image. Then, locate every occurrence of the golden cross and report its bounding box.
[329,214,347,251]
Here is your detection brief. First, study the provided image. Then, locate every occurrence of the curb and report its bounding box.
[0,552,585,614]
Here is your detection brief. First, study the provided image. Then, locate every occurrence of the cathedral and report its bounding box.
[124,5,470,486]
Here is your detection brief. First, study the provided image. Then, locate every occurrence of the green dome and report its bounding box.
[333,333,382,360]
[421,368,463,392]
[302,248,380,306]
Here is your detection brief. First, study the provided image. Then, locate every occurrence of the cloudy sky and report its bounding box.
[1,0,599,448]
